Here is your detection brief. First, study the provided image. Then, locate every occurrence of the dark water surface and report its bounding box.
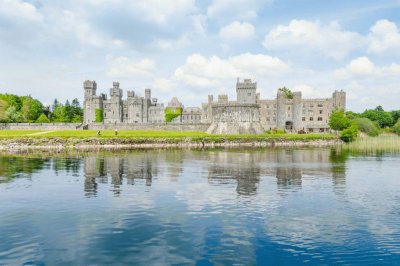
[0,149,399,265]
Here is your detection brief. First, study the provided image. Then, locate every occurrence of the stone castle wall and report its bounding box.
[0,123,81,130]
[206,103,264,134]
[87,123,210,132]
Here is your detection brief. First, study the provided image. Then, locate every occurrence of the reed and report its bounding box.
[344,134,400,154]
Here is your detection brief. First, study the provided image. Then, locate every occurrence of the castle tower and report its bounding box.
[276,91,286,130]
[332,90,346,110]
[84,80,97,101]
[83,80,102,124]
[236,78,257,103]
[292,92,302,132]
[108,82,123,123]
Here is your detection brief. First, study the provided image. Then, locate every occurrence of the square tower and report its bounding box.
[236,78,257,104]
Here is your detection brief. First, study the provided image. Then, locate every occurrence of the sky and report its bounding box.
[0,0,400,112]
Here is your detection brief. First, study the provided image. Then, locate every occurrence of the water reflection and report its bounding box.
[2,149,400,265]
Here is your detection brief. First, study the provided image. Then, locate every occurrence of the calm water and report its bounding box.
[0,149,400,265]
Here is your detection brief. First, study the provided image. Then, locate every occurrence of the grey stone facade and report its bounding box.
[84,81,165,124]
[83,78,346,134]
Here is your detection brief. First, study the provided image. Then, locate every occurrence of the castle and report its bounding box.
[83,78,346,134]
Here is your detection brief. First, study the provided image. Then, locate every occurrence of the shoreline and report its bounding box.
[0,137,343,151]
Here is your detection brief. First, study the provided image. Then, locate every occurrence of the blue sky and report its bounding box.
[0,0,399,111]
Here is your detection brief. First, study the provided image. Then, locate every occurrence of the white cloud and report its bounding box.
[334,57,378,79]
[152,78,175,93]
[0,0,42,21]
[174,53,289,87]
[219,21,255,40]
[263,20,365,59]
[133,0,196,25]
[368,19,400,54]
[107,56,155,78]
[207,0,270,21]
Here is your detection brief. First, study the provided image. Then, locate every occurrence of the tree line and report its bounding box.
[0,93,83,123]
[330,106,400,142]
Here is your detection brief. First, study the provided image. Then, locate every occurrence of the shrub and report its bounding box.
[35,113,50,123]
[266,128,286,134]
[340,125,358,143]
[352,117,379,136]
[393,120,400,136]
[329,109,351,131]
[165,107,182,123]
[95,109,103,122]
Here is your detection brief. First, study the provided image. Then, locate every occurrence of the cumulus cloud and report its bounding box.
[333,57,400,80]
[174,53,289,87]
[334,57,378,79]
[0,0,42,21]
[219,21,255,40]
[263,20,365,59]
[368,19,400,55]
[107,56,155,78]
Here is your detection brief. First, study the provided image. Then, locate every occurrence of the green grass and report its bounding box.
[0,130,44,137]
[0,129,337,141]
[344,134,400,154]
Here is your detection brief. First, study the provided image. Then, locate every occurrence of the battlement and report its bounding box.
[218,95,228,103]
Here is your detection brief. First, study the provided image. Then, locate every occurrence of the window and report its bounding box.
[319,110,323,114]
[310,117,314,121]
[136,113,140,117]
[318,117,323,121]
[310,104,314,108]
[248,93,251,96]
[266,117,270,122]
[319,128,325,132]
[317,103,323,107]
[302,117,306,121]
[288,106,291,111]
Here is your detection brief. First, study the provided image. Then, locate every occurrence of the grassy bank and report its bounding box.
[344,135,400,154]
[0,130,337,142]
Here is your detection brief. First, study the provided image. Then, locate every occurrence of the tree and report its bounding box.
[21,96,43,122]
[329,109,351,131]
[95,108,103,122]
[361,109,394,128]
[5,106,21,122]
[391,110,400,124]
[393,120,400,136]
[52,105,69,122]
[52,98,59,113]
[35,113,50,123]
[340,124,358,143]
[278,87,294,99]
[353,117,379,136]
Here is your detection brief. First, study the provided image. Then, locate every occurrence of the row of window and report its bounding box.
[265,117,326,122]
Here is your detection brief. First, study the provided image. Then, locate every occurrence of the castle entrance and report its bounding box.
[285,121,293,131]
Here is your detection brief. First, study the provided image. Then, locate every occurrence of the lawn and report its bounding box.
[0,129,337,141]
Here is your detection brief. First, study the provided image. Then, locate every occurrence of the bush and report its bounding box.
[340,125,358,143]
[95,109,103,122]
[352,117,379,136]
[35,113,50,123]
[393,120,400,136]
[329,109,351,131]
[266,128,286,134]
[165,107,182,123]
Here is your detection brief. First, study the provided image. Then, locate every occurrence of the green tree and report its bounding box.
[329,109,351,131]
[5,106,22,122]
[340,124,358,143]
[52,105,69,122]
[21,96,44,122]
[278,86,294,99]
[352,117,379,136]
[391,110,400,124]
[361,108,394,128]
[393,120,400,135]
[35,113,51,123]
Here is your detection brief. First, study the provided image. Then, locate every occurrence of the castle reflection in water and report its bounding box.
[82,149,347,197]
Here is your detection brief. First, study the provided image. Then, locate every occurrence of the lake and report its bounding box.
[0,148,399,265]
